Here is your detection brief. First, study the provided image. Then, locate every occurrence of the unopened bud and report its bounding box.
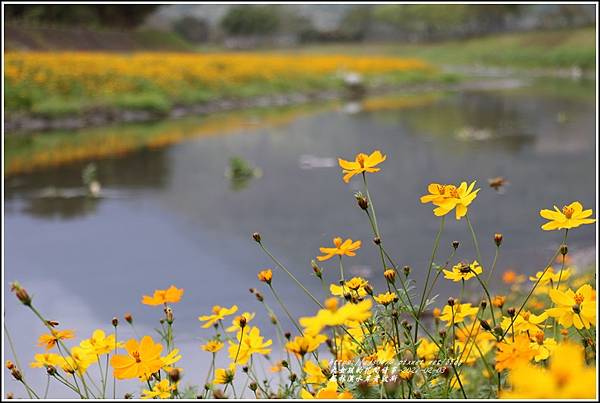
[560,244,568,256]
[124,393,133,399]
[164,307,174,324]
[168,368,180,383]
[212,389,225,399]
[112,317,119,327]
[343,292,352,301]
[452,240,460,249]
[289,373,297,382]
[355,193,369,210]
[494,233,503,247]
[6,361,15,370]
[311,260,323,278]
[439,329,447,339]
[10,282,31,306]
[242,366,249,373]
[281,360,289,368]
[46,365,57,376]
[255,292,264,302]
[284,332,291,340]
[363,284,373,296]
[6,392,14,399]
[403,266,411,277]
[124,313,133,324]
[46,320,59,327]
[373,237,381,245]
[238,316,247,329]
[10,368,22,381]
[507,307,516,317]
[447,297,456,307]
[493,325,503,337]
[384,269,395,283]
[249,287,256,294]
[252,232,261,243]
[249,382,258,392]
[269,314,278,325]
[480,300,487,310]
[480,319,492,331]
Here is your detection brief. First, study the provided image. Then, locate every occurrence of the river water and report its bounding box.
[4,77,596,397]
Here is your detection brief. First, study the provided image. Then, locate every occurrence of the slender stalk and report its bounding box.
[465,213,483,265]
[486,245,500,284]
[415,216,446,342]
[268,284,304,335]
[258,242,323,308]
[4,322,35,399]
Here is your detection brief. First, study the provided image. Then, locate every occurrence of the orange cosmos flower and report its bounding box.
[317,237,361,261]
[338,150,386,183]
[141,285,184,306]
[37,330,75,350]
[110,336,164,380]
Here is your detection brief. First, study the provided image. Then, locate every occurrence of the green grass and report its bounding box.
[285,27,596,70]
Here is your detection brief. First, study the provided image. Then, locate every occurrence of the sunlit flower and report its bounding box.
[539,201,595,230]
[546,284,596,329]
[213,364,235,385]
[330,277,369,298]
[79,329,122,355]
[142,285,184,306]
[495,334,536,372]
[443,261,483,282]
[376,342,396,363]
[30,353,61,369]
[37,329,75,350]
[419,183,456,204]
[286,334,327,357]
[257,269,273,284]
[142,379,177,399]
[317,237,361,261]
[300,379,353,399]
[501,310,548,334]
[338,150,386,183]
[417,338,439,361]
[493,295,506,308]
[160,349,182,372]
[303,360,329,385]
[500,342,596,398]
[529,331,558,362]
[300,299,372,335]
[198,305,238,328]
[529,267,572,286]
[422,181,479,219]
[110,336,164,380]
[201,340,224,353]
[374,292,398,306]
[454,325,495,365]
[223,312,254,333]
[227,326,272,365]
[438,302,478,325]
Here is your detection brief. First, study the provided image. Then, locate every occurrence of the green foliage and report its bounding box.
[133,29,193,51]
[112,93,172,114]
[172,16,210,43]
[220,5,281,36]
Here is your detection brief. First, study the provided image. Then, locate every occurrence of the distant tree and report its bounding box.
[172,16,210,43]
[338,5,374,41]
[4,5,160,28]
[220,5,280,36]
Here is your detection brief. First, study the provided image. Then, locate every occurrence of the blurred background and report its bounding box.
[4,3,597,398]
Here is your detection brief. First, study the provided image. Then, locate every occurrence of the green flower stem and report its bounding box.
[268,284,304,336]
[472,271,496,326]
[486,245,500,284]
[465,213,483,266]
[420,247,458,316]
[258,242,323,308]
[113,324,117,399]
[4,322,35,399]
[415,216,446,343]
[501,241,565,340]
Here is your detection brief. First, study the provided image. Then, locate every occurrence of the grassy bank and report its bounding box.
[5,52,442,120]
[289,28,596,70]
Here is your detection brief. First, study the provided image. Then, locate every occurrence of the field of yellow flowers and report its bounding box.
[4,52,435,116]
[6,150,597,399]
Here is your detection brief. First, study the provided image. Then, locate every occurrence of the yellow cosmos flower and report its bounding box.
[443,260,483,282]
[492,295,506,308]
[286,334,327,357]
[376,342,396,363]
[110,336,164,380]
[338,150,386,183]
[529,267,572,286]
[300,299,372,335]
[317,237,361,261]
[79,329,122,355]
[64,346,98,375]
[226,312,255,332]
[160,349,182,372]
[300,380,353,399]
[540,201,595,230]
[454,325,495,365]
[495,334,536,372]
[303,360,329,385]
[416,338,439,361]
[257,269,273,283]
[227,326,272,365]
[30,353,62,368]
[330,277,369,298]
[421,181,479,219]
[201,340,224,353]
[141,285,184,306]
[198,305,238,328]
[529,331,558,362]
[37,329,75,350]
[501,310,548,334]
[213,364,236,384]
[374,292,398,306]
[546,284,596,329]
[142,379,177,399]
[438,302,478,325]
[500,342,596,398]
